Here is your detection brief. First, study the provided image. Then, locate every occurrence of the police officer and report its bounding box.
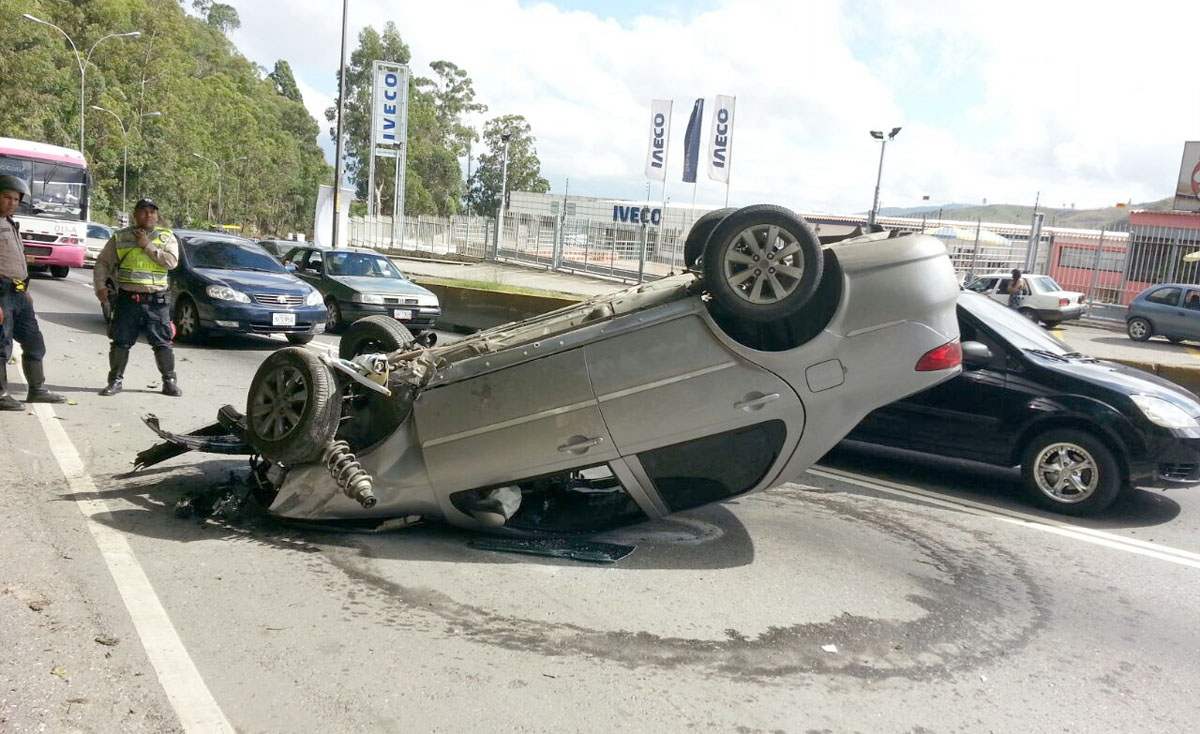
[93,198,181,397]
[0,175,66,410]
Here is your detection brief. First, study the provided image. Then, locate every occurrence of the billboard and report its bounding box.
[1174,142,1200,212]
[372,62,408,148]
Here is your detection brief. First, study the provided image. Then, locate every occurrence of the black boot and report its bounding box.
[0,365,23,411]
[154,347,181,397]
[23,358,65,404]
[99,345,129,396]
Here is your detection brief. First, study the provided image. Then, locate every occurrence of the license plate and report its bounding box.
[272,312,296,327]
[393,309,413,320]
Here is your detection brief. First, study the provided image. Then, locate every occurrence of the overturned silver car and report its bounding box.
[137,205,962,536]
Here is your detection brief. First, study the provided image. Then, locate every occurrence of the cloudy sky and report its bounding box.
[226,0,1199,214]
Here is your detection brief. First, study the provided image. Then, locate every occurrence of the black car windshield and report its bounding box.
[325,252,405,279]
[960,293,1070,355]
[186,239,286,272]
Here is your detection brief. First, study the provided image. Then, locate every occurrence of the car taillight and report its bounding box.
[916,340,962,371]
[1059,298,1069,307]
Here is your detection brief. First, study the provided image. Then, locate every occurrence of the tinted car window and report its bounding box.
[325,252,404,278]
[960,294,1069,355]
[185,239,287,272]
[88,224,111,239]
[1146,287,1182,306]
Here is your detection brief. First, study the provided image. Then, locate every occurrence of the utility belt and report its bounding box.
[0,277,28,294]
[117,289,170,305]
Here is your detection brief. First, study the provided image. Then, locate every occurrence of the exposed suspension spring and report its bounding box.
[322,440,377,508]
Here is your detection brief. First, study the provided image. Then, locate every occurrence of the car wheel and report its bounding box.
[326,299,344,333]
[339,314,413,360]
[1127,317,1152,342]
[286,333,315,345]
[700,204,823,323]
[174,297,203,342]
[246,347,342,464]
[683,207,736,270]
[1043,320,1061,329]
[50,266,69,278]
[1018,308,1039,324]
[1167,337,1184,345]
[1020,428,1122,516]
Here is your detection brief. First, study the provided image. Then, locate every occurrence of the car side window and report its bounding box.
[1185,290,1200,310]
[960,315,1008,369]
[1146,287,1182,306]
[281,248,302,264]
[307,251,323,272]
[966,279,990,293]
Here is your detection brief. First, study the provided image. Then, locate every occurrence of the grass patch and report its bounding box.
[412,275,588,301]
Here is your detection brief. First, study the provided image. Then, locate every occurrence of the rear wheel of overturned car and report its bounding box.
[682,207,736,270]
[1020,428,1122,516]
[1127,317,1152,342]
[247,347,342,464]
[701,204,823,322]
[339,314,413,360]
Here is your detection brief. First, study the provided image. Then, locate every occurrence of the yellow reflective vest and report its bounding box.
[115,227,172,289]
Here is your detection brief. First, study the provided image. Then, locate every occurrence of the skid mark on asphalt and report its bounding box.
[33,404,235,733]
[811,465,1200,570]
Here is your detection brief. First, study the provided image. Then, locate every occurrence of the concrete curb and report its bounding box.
[1096,356,1200,397]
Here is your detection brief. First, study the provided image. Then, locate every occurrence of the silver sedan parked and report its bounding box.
[136,205,963,537]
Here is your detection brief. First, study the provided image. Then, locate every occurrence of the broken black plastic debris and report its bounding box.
[468,537,635,564]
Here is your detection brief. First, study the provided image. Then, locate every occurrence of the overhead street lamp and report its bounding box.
[90,106,162,215]
[867,126,902,228]
[191,153,248,227]
[492,130,512,258]
[23,14,140,153]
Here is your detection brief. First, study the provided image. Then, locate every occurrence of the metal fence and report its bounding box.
[347,213,492,259]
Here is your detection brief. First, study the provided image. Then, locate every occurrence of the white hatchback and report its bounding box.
[964,272,1085,326]
[84,222,112,267]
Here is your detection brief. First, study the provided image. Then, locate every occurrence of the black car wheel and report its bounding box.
[1127,317,1152,342]
[286,333,315,345]
[339,314,413,360]
[50,266,69,278]
[683,207,736,270]
[1018,308,1040,324]
[1168,337,1185,344]
[700,204,823,322]
[326,299,345,333]
[246,347,341,464]
[174,297,203,342]
[1020,428,1122,516]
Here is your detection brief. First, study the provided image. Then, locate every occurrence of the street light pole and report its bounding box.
[492,131,512,258]
[867,126,901,228]
[90,106,161,215]
[331,0,350,248]
[23,14,140,153]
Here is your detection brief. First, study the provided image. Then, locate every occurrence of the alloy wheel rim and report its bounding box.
[327,303,339,331]
[1032,441,1099,503]
[721,224,805,305]
[179,303,197,335]
[1130,320,1147,338]
[250,364,309,441]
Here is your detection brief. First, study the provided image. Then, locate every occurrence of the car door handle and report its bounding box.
[558,436,604,454]
[735,393,781,411]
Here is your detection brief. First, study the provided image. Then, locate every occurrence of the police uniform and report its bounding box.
[93,200,181,396]
[0,188,65,409]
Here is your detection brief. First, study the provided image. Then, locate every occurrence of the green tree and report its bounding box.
[193,1,240,34]
[467,115,549,215]
[269,60,303,103]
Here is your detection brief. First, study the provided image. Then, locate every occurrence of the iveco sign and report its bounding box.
[372,63,408,148]
[613,205,663,226]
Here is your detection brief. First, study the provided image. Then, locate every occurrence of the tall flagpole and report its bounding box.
[331,0,349,248]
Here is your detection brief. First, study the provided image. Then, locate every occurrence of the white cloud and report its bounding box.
[227,0,1199,213]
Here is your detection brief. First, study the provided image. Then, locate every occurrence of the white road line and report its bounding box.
[33,404,235,733]
[809,465,1200,570]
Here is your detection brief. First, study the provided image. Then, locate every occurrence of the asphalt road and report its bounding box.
[2,270,1199,733]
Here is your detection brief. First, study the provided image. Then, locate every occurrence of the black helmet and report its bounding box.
[0,175,30,199]
[134,198,158,211]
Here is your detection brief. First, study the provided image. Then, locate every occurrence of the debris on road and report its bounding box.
[50,667,68,679]
[821,644,839,653]
[94,635,119,646]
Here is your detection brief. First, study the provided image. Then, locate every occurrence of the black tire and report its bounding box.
[683,207,736,270]
[326,299,345,333]
[1020,428,1123,516]
[246,347,342,464]
[1127,317,1152,342]
[1018,308,1039,324]
[700,204,823,322]
[174,297,203,343]
[1043,320,1061,329]
[1168,336,1184,345]
[286,333,315,345]
[339,314,413,360]
[50,265,69,278]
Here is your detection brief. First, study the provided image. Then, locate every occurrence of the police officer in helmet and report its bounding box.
[93,198,182,396]
[0,175,66,409]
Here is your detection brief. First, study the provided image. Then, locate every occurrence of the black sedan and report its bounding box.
[846,292,1200,515]
[170,231,327,345]
[281,245,440,333]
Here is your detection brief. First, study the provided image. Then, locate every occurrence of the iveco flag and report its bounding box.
[682,98,704,184]
[645,99,673,181]
[708,95,736,183]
